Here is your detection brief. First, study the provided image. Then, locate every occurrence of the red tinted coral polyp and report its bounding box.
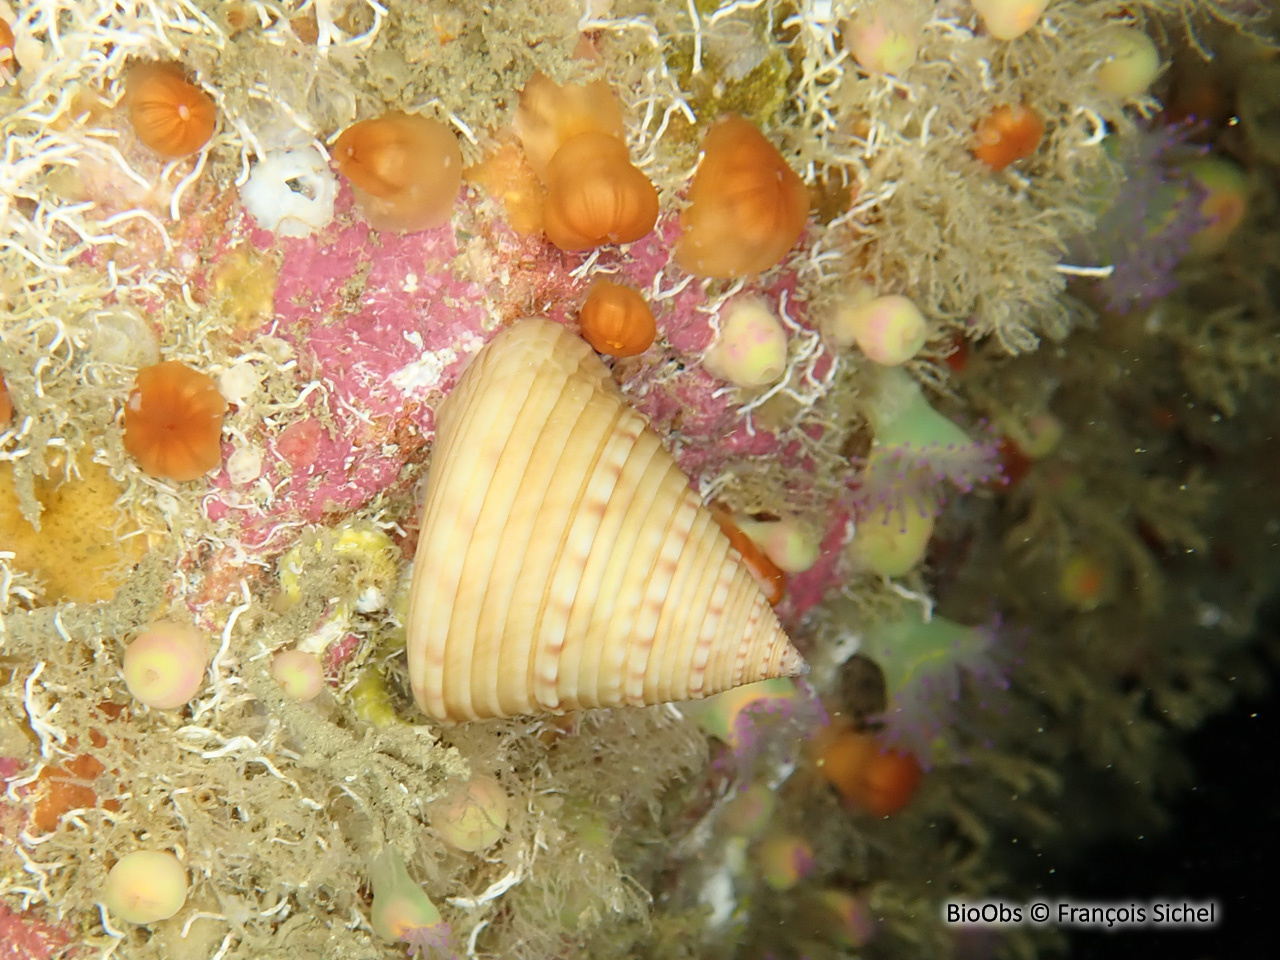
[123,361,228,481]
[972,104,1044,171]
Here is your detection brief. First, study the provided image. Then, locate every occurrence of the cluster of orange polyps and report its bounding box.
[96,62,226,479]
[111,56,818,477]
[105,53,817,720]
[514,73,659,252]
[509,73,662,357]
[499,73,811,358]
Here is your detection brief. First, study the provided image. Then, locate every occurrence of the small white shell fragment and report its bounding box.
[355,585,385,614]
[241,147,337,238]
[406,318,805,722]
[390,347,458,395]
[226,444,263,484]
[218,361,259,406]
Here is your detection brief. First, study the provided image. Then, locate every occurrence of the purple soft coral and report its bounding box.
[1071,123,1211,313]
[860,610,1010,765]
[854,367,1001,522]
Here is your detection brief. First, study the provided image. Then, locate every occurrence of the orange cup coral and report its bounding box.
[123,361,228,481]
[0,373,12,429]
[543,132,659,250]
[125,62,217,158]
[513,72,658,251]
[334,112,463,233]
[815,727,922,816]
[514,72,625,178]
[675,115,809,279]
[578,279,657,357]
[972,103,1044,171]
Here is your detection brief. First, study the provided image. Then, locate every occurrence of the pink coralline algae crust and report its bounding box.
[275,418,324,470]
[616,231,823,482]
[324,633,363,681]
[219,197,491,524]
[75,172,232,283]
[617,219,714,353]
[248,197,826,514]
[0,903,73,960]
[200,186,856,617]
[630,371,784,478]
[272,212,486,404]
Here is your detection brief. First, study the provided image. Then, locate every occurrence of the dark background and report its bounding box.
[1050,605,1280,960]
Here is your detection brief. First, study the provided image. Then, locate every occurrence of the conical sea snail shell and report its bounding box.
[406,318,806,721]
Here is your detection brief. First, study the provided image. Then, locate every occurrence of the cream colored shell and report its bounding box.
[406,318,805,721]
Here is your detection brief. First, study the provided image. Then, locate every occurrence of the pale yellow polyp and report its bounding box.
[405,318,805,722]
[971,0,1050,41]
[103,850,188,924]
[429,775,510,851]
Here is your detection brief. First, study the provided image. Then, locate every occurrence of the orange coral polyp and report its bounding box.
[123,361,228,482]
[815,728,922,816]
[0,373,12,429]
[972,104,1044,171]
[579,280,657,357]
[543,132,659,251]
[675,115,809,279]
[334,112,463,233]
[33,753,107,832]
[126,62,217,158]
[514,72,625,179]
